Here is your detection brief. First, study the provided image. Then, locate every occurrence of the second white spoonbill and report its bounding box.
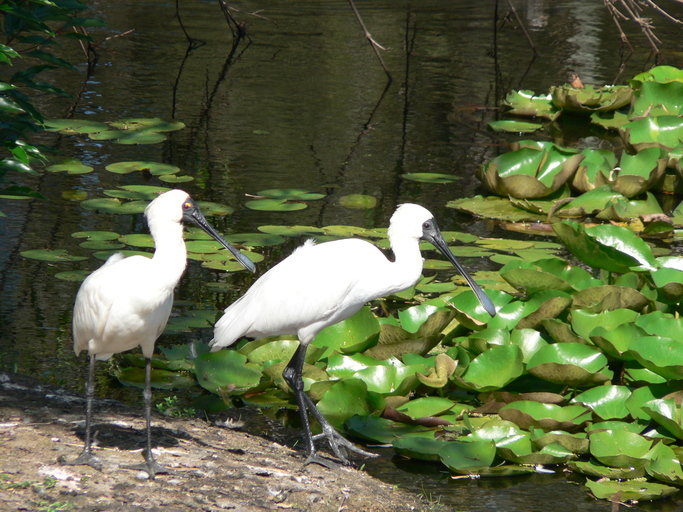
[210,203,495,466]
[65,189,255,478]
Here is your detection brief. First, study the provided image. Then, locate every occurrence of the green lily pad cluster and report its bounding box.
[245,189,325,211]
[143,218,683,505]
[44,117,185,145]
[476,66,683,229]
[105,161,193,183]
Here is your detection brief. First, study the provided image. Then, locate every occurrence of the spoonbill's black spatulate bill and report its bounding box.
[65,189,255,478]
[210,203,495,466]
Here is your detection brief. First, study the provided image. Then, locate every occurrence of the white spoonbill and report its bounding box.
[210,203,495,466]
[65,189,255,478]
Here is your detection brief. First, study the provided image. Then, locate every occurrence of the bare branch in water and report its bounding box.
[347,0,392,82]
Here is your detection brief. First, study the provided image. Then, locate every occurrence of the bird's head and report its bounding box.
[144,189,256,273]
[388,203,439,244]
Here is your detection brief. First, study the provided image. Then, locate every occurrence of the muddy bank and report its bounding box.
[0,372,433,512]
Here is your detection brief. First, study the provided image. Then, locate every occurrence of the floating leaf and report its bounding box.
[621,116,683,152]
[589,429,652,468]
[312,306,379,354]
[46,158,94,175]
[20,249,87,262]
[451,345,524,392]
[550,84,632,113]
[195,350,262,394]
[317,380,379,429]
[448,195,546,222]
[54,270,91,282]
[527,343,610,387]
[440,439,498,474]
[571,149,618,193]
[585,479,678,502]
[629,337,683,381]
[401,173,458,183]
[339,194,377,209]
[572,386,631,420]
[477,141,583,199]
[257,189,325,201]
[393,437,445,462]
[553,221,659,273]
[43,118,109,134]
[488,120,543,133]
[105,161,181,175]
[501,90,560,120]
[245,198,307,211]
[499,402,591,432]
[72,231,121,241]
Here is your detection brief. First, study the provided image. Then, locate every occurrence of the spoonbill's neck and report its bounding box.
[380,234,425,295]
[149,219,188,284]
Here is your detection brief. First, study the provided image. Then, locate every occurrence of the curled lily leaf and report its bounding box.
[502,90,560,120]
[477,141,583,199]
[550,84,632,113]
[570,148,618,193]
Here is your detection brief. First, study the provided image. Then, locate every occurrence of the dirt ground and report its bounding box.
[0,372,435,512]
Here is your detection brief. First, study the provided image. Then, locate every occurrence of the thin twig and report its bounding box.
[175,0,206,49]
[504,0,538,55]
[347,0,392,82]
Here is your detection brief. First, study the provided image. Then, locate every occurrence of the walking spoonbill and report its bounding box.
[210,203,495,466]
[64,189,255,478]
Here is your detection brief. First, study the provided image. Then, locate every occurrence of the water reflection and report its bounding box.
[1,0,683,508]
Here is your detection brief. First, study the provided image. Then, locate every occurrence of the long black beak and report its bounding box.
[422,220,496,317]
[183,202,256,273]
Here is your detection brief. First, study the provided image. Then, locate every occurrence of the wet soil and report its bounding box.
[0,372,434,512]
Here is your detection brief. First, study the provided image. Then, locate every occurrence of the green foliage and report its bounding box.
[465,65,683,240]
[0,0,103,205]
[164,215,683,504]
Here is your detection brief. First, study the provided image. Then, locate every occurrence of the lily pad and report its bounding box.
[105,161,181,175]
[477,141,583,199]
[499,402,591,432]
[46,159,93,174]
[20,249,87,262]
[451,345,524,392]
[570,148,618,193]
[589,429,652,468]
[245,198,307,211]
[585,479,678,502]
[43,118,109,134]
[571,385,631,420]
[317,380,379,429]
[488,120,543,133]
[194,350,262,394]
[448,195,546,222]
[401,173,458,183]
[501,90,560,120]
[527,343,610,387]
[339,194,377,209]
[439,438,497,474]
[553,221,659,273]
[550,84,632,113]
[312,306,379,354]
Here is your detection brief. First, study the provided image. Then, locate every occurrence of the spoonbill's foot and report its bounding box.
[311,423,378,466]
[121,450,174,480]
[59,451,103,471]
[303,452,340,470]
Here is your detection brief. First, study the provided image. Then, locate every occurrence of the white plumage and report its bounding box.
[66,189,255,477]
[211,203,495,466]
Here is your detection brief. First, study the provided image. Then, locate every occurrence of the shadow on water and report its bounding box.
[2,0,683,509]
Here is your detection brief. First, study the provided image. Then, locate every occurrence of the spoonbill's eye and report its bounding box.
[183,201,192,210]
[422,221,431,230]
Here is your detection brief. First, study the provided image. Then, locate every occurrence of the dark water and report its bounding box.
[1,0,683,509]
